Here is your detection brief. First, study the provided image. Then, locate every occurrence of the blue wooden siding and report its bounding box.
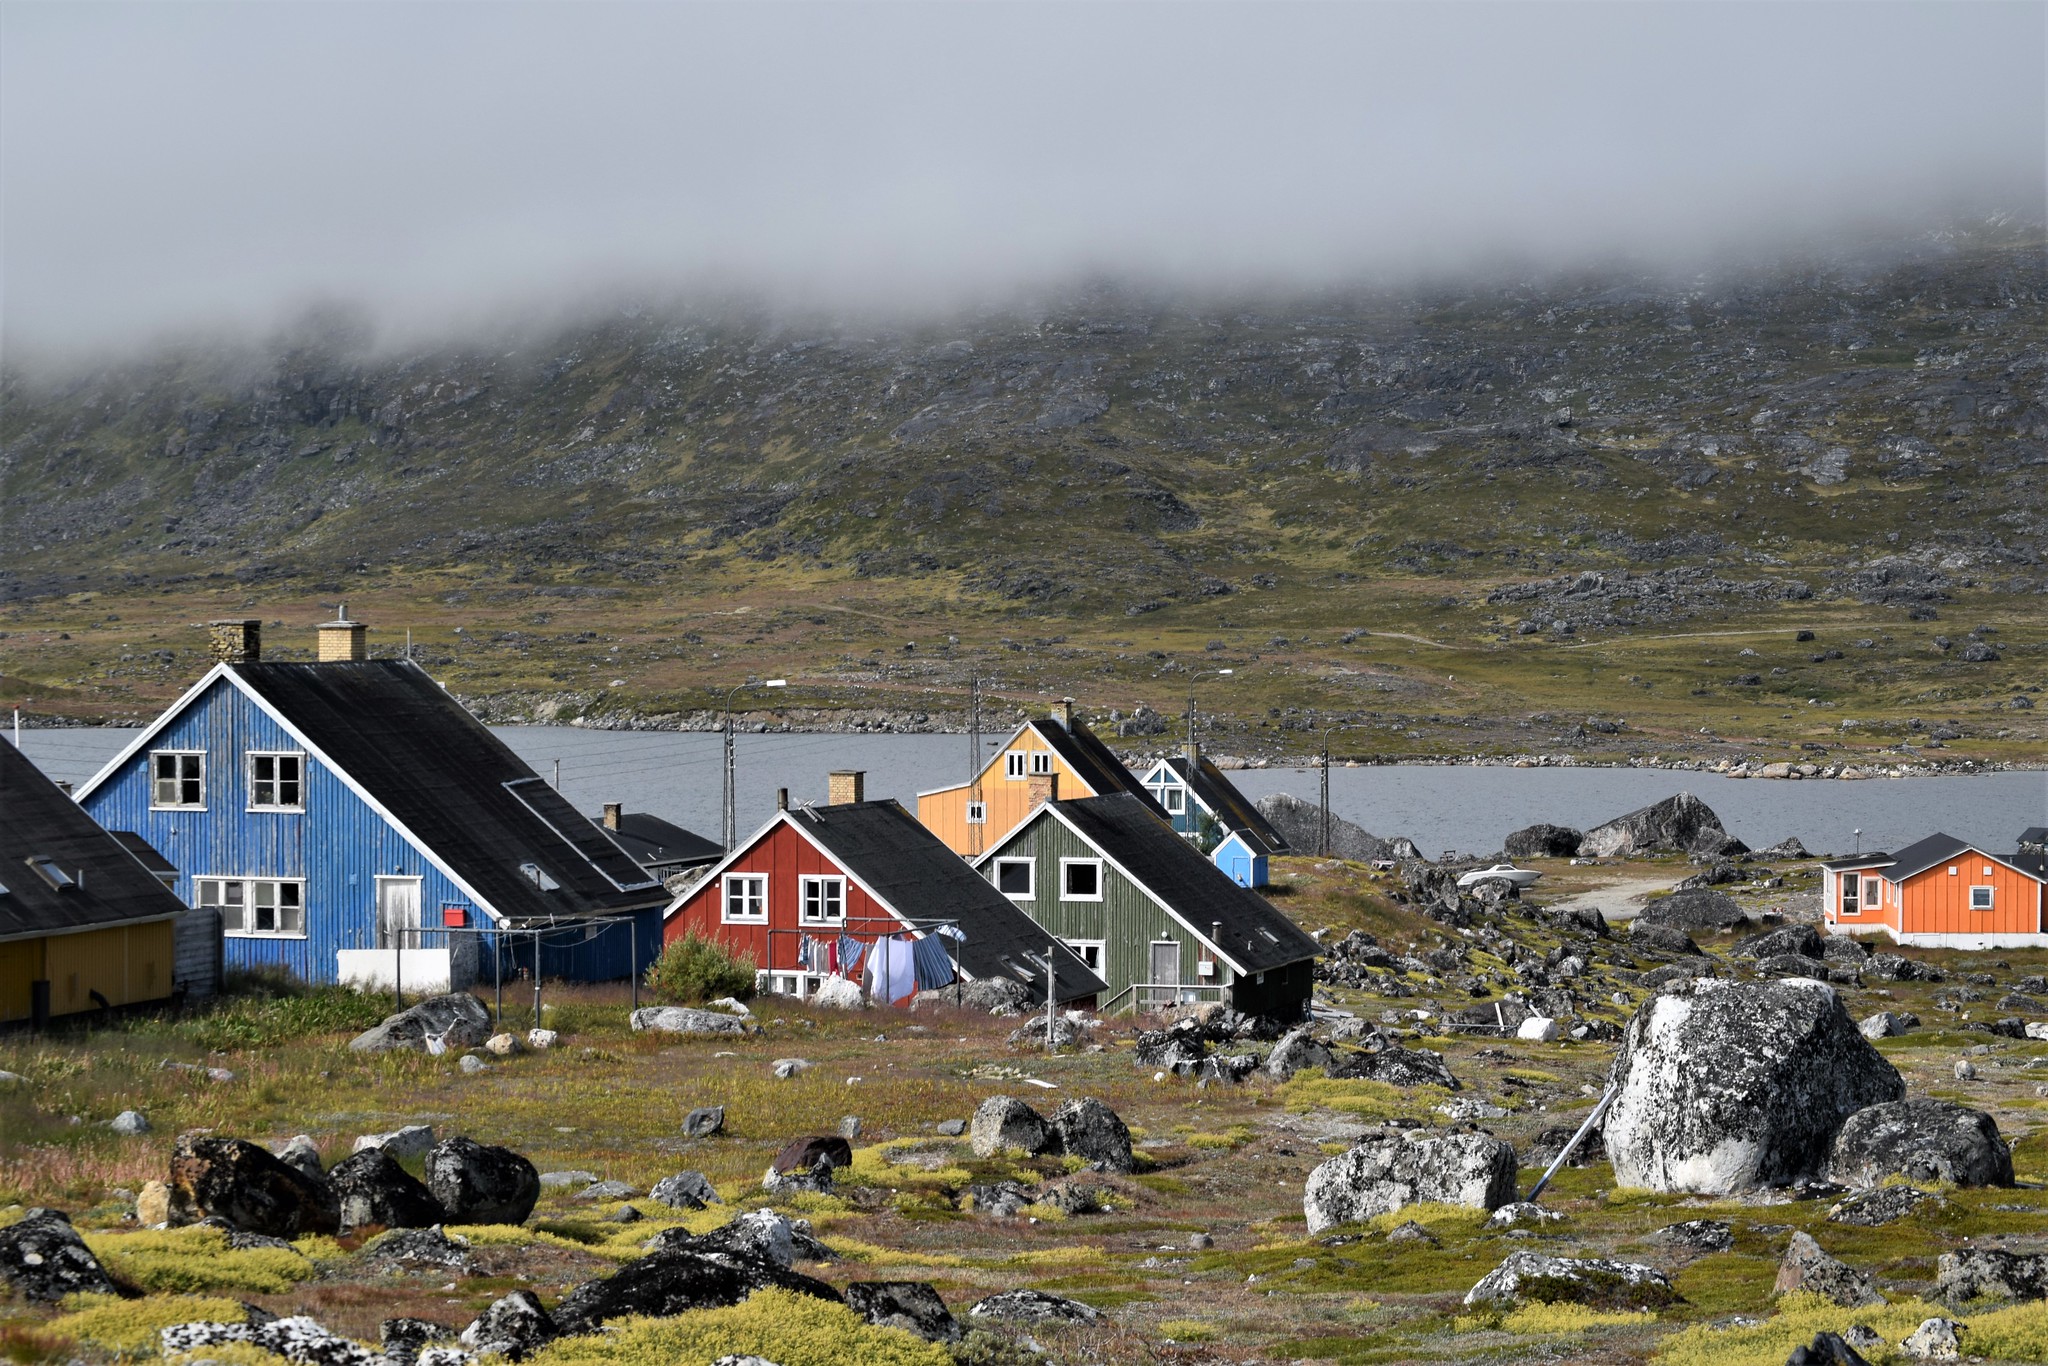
[79,677,640,986]
[1213,832,1268,888]
[1139,764,1199,837]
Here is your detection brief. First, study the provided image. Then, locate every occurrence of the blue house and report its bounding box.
[1138,743,1290,886]
[1211,830,1270,889]
[74,618,666,989]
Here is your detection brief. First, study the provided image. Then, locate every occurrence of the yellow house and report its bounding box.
[1,739,187,1025]
[917,700,1171,858]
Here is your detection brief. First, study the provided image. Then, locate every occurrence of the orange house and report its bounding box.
[916,700,1170,858]
[1823,832,2047,948]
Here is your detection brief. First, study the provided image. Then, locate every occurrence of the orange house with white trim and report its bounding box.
[1823,832,2048,949]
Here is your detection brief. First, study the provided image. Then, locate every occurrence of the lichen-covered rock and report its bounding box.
[169,1135,341,1237]
[274,1135,325,1182]
[970,1095,1052,1157]
[359,1226,475,1274]
[645,1208,829,1267]
[1827,1100,2013,1189]
[1304,1130,1517,1233]
[1785,1332,1875,1366]
[912,977,1034,1015]
[967,1289,1102,1324]
[1900,1317,1963,1360]
[681,1106,725,1139]
[1775,1231,1884,1307]
[1826,1185,1946,1226]
[166,1316,384,1366]
[1858,1011,1913,1040]
[1579,792,1727,858]
[349,994,493,1054]
[1628,920,1703,956]
[1327,1044,1461,1090]
[1603,978,1904,1193]
[1651,1220,1733,1253]
[1637,888,1746,931]
[460,1291,557,1360]
[1263,1029,1332,1081]
[328,1148,445,1232]
[424,1137,539,1225]
[649,1172,721,1210]
[1935,1247,2048,1304]
[0,1208,116,1301]
[1050,1097,1132,1172]
[380,1317,456,1366]
[629,1006,750,1035]
[1462,1252,1677,1308]
[551,1249,839,1334]
[353,1124,436,1160]
[1504,823,1583,859]
[1734,924,1825,960]
[844,1281,962,1343]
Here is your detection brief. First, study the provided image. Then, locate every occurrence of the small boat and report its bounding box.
[1456,863,1543,890]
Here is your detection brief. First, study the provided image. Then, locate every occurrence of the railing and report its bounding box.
[1099,981,1227,1015]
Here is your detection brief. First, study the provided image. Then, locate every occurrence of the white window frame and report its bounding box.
[246,751,306,812]
[1162,786,1187,814]
[196,876,307,938]
[1969,885,1995,911]
[993,857,1035,899]
[1062,938,1106,974]
[965,801,987,825]
[151,750,206,809]
[798,875,846,926]
[721,872,768,923]
[1004,751,1029,780]
[1060,857,1104,902]
[1030,750,1054,776]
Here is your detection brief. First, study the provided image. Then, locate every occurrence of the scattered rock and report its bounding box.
[538,1170,600,1189]
[328,1148,445,1232]
[1858,1012,1912,1040]
[1517,1017,1560,1042]
[169,1135,341,1237]
[1637,888,1746,931]
[773,1136,852,1178]
[630,1006,750,1036]
[1580,793,1729,859]
[1628,921,1703,956]
[1383,1220,1438,1246]
[1463,1251,1678,1309]
[1785,1331,1874,1366]
[0,1208,116,1301]
[1304,1130,1517,1233]
[649,1172,721,1210]
[350,994,494,1054]
[809,977,867,1010]
[1735,925,1825,960]
[380,1317,456,1366]
[964,1181,1035,1217]
[1756,953,1831,982]
[1603,978,1904,1193]
[110,1109,150,1135]
[483,1033,523,1057]
[1900,1317,1963,1361]
[1327,1044,1461,1090]
[967,1289,1102,1324]
[771,1058,813,1079]
[682,1105,725,1139]
[1504,824,1583,858]
[165,1315,383,1366]
[424,1137,540,1225]
[575,1181,639,1202]
[274,1135,324,1182]
[1487,1201,1564,1228]
[1776,1231,1884,1307]
[458,1054,490,1075]
[359,1226,476,1274]
[844,1281,962,1343]
[1826,1185,1946,1226]
[1935,1247,2048,1304]
[1829,1099,2012,1189]
[1652,1220,1733,1254]
[526,1029,558,1050]
[459,1290,558,1360]
[1051,1098,1133,1173]
[353,1125,437,1161]
[970,1095,1053,1157]
[136,1179,174,1226]
[935,1119,967,1137]
[912,978,1035,1015]
[551,1248,839,1334]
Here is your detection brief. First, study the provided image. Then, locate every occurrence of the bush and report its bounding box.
[642,932,756,1005]
[521,1289,949,1366]
[50,1294,247,1357]
[82,1226,319,1294]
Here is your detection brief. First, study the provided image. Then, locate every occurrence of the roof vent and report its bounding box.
[27,857,76,892]
[519,862,560,892]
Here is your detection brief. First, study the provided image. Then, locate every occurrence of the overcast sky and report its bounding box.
[2,1,2042,355]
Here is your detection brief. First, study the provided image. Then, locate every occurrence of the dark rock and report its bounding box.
[1462,1252,1678,1309]
[1007,1016,1082,1050]
[1051,1098,1133,1173]
[1504,824,1582,859]
[1651,1219,1733,1253]
[964,1181,1034,1217]
[1328,1044,1461,1090]
[459,1290,558,1360]
[551,1249,839,1334]
[328,1148,445,1232]
[359,1226,475,1274]
[1304,1131,1517,1233]
[970,1096,1052,1157]
[1756,953,1831,981]
[1604,978,1904,1193]
[1826,1185,1946,1226]
[772,1136,852,1176]
[1936,1247,2048,1303]
[681,1106,725,1139]
[649,1172,721,1210]
[1580,792,1729,858]
[1785,1332,1873,1366]
[1735,925,1825,960]
[1867,954,1942,983]
[1255,792,1418,863]
[349,993,494,1054]
[967,1289,1102,1324]
[0,1208,116,1301]
[1776,1231,1883,1307]
[1525,1120,1606,1170]
[1264,1028,1334,1080]
[911,977,1035,1015]
[169,1135,341,1237]
[1827,1100,2014,1189]
[1638,888,1746,931]
[844,1281,962,1342]
[424,1137,540,1225]
[1756,837,1813,860]
[379,1317,454,1366]
[1628,920,1703,956]
[629,1006,750,1036]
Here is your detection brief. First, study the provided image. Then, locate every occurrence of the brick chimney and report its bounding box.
[1051,697,1076,731]
[317,603,368,662]
[602,802,623,830]
[1027,772,1059,806]
[208,619,261,664]
[1185,737,1201,767]
[828,770,865,806]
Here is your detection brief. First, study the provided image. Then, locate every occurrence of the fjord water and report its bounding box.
[20,726,2042,861]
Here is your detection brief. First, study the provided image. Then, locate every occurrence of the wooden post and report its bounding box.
[1045,943,1056,1051]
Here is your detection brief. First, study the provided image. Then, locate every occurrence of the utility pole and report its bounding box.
[1045,942,1057,1052]
[724,678,788,852]
[1321,732,1332,859]
[968,676,984,857]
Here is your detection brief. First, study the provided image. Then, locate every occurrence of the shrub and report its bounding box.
[520,1289,950,1366]
[51,1294,246,1357]
[82,1227,317,1294]
[641,932,757,1005]
[121,972,392,1051]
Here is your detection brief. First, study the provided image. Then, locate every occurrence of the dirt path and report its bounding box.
[1537,869,1689,922]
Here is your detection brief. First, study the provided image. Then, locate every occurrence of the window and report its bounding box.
[1841,876,1860,915]
[1061,858,1103,901]
[197,877,305,937]
[966,801,987,825]
[722,873,767,922]
[152,751,204,808]
[1970,885,1995,911]
[248,752,304,810]
[1063,938,1105,973]
[1863,877,1881,905]
[1030,751,1054,776]
[1005,751,1028,780]
[1163,786,1186,814]
[994,858,1034,897]
[799,875,845,925]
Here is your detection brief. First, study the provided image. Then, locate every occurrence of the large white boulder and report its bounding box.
[1303,1130,1517,1234]
[1603,978,1902,1194]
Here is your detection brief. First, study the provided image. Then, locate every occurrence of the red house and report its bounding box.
[663,773,1105,1006]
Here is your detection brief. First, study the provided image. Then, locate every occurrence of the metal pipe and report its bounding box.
[1525,1082,1618,1204]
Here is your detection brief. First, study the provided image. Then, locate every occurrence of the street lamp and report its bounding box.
[723,678,788,851]
[1186,668,1233,757]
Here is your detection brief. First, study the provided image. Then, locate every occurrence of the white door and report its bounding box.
[376,878,421,950]
[1147,940,1180,1008]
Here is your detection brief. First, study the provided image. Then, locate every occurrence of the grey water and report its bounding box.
[17,725,2045,860]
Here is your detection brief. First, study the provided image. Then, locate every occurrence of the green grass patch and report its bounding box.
[521,1289,950,1366]
[51,1294,247,1358]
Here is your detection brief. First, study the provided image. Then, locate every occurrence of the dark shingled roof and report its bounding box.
[1031,719,1170,819]
[0,740,188,940]
[1883,832,2043,883]
[2021,826,2048,849]
[1157,752,1289,853]
[225,661,667,924]
[787,800,1108,1005]
[1040,794,1320,973]
[1820,853,1894,871]
[108,831,178,881]
[592,811,721,873]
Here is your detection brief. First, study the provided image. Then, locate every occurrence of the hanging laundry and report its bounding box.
[862,934,918,1004]
[911,935,956,991]
[936,923,967,943]
[837,934,867,976]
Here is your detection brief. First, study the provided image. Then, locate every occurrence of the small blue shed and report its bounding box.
[1212,830,1270,889]
[75,621,667,989]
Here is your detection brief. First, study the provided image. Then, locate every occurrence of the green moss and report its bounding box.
[51,1294,247,1357]
[82,1228,316,1295]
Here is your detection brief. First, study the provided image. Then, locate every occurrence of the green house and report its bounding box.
[973,794,1319,1019]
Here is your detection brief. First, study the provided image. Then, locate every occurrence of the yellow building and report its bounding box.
[916,700,1172,858]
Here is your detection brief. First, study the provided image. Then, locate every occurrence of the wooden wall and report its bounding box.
[666,820,898,973]
[918,728,1091,857]
[1899,852,2043,937]
[0,919,178,1023]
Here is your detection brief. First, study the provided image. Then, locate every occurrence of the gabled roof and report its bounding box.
[2021,826,2048,848]
[108,831,178,880]
[984,794,1321,975]
[919,714,1169,819]
[1150,752,1289,852]
[593,811,721,871]
[0,741,187,941]
[672,800,1108,1005]
[78,661,665,925]
[1884,832,2046,885]
[1821,853,1894,872]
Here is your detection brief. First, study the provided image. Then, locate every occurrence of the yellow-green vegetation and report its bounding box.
[519,1290,952,1366]
[81,1227,321,1295]
[1655,1295,2048,1366]
[1156,1318,1219,1341]
[1457,1302,1659,1334]
[640,933,757,1006]
[50,1295,246,1358]
[1275,1074,1450,1121]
